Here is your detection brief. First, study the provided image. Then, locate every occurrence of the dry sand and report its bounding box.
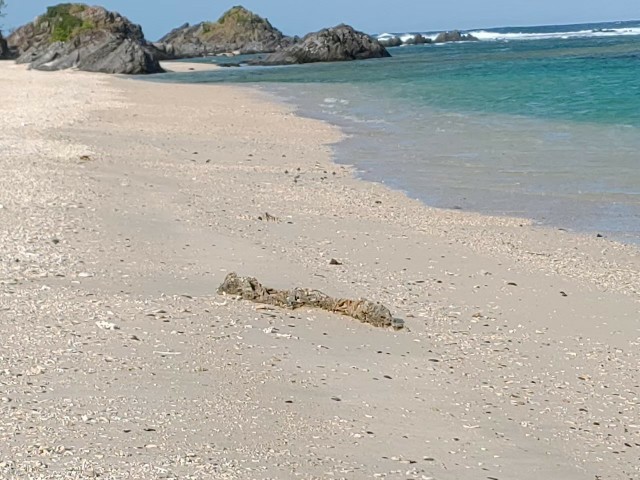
[0,62,639,479]
[159,61,222,73]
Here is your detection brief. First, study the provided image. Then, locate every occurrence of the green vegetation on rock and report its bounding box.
[39,3,92,43]
[199,5,274,41]
[217,6,253,25]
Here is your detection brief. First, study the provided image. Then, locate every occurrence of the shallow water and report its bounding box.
[151,21,640,242]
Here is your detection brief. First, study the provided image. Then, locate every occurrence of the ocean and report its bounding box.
[152,20,640,242]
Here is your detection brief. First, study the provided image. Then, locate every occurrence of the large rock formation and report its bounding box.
[0,32,10,59]
[253,24,391,66]
[8,4,163,74]
[433,30,479,43]
[156,6,292,58]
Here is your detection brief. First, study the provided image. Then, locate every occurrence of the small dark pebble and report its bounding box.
[560,291,568,297]
[52,238,60,244]
[329,258,343,265]
[331,396,342,402]
[383,375,392,380]
[597,233,604,238]
[507,282,517,286]
[285,400,293,404]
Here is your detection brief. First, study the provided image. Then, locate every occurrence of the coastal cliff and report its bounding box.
[8,3,163,74]
[156,6,293,58]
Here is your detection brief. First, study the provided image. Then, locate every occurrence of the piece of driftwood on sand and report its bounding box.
[218,272,404,330]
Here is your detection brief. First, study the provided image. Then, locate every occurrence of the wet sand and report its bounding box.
[1,62,639,479]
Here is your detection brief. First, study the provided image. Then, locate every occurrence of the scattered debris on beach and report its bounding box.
[257,212,279,222]
[218,272,404,329]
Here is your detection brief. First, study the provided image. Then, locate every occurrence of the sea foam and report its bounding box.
[469,27,640,41]
[377,25,640,44]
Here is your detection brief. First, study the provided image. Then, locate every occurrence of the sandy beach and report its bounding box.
[1,62,639,479]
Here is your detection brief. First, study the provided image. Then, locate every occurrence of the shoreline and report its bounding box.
[147,40,640,245]
[223,77,640,257]
[144,73,627,244]
[1,63,639,478]
[259,81,640,245]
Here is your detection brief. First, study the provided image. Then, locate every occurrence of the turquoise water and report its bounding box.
[152,21,640,241]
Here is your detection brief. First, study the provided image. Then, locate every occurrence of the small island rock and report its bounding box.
[254,24,391,65]
[377,35,403,47]
[8,3,163,74]
[404,34,431,45]
[433,30,479,43]
[156,6,293,59]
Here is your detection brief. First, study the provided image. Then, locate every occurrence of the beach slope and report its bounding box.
[0,63,638,479]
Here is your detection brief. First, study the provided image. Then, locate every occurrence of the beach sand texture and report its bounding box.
[0,62,639,479]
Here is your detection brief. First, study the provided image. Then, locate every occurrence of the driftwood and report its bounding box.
[218,272,404,330]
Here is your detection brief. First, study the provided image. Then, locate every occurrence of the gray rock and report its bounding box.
[0,33,10,59]
[8,4,163,74]
[404,34,431,45]
[433,30,479,43]
[253,24,391,66]
[378,35,403,47]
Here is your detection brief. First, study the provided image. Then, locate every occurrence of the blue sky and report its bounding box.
[2,1,639,40]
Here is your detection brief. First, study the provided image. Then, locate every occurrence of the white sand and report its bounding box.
[160,61,222,73]
[1,62,639,479]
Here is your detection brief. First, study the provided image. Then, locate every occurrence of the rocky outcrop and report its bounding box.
[8,4,163,74]
[253,24,391,65]
[0,32,10,59]
[157,6,292,58]
[378,33,432,47]
[378,35,402,47]
[434,30,478,43]
[404,34,431,45]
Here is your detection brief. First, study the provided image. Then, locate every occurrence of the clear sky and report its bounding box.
[2,1,639,40]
